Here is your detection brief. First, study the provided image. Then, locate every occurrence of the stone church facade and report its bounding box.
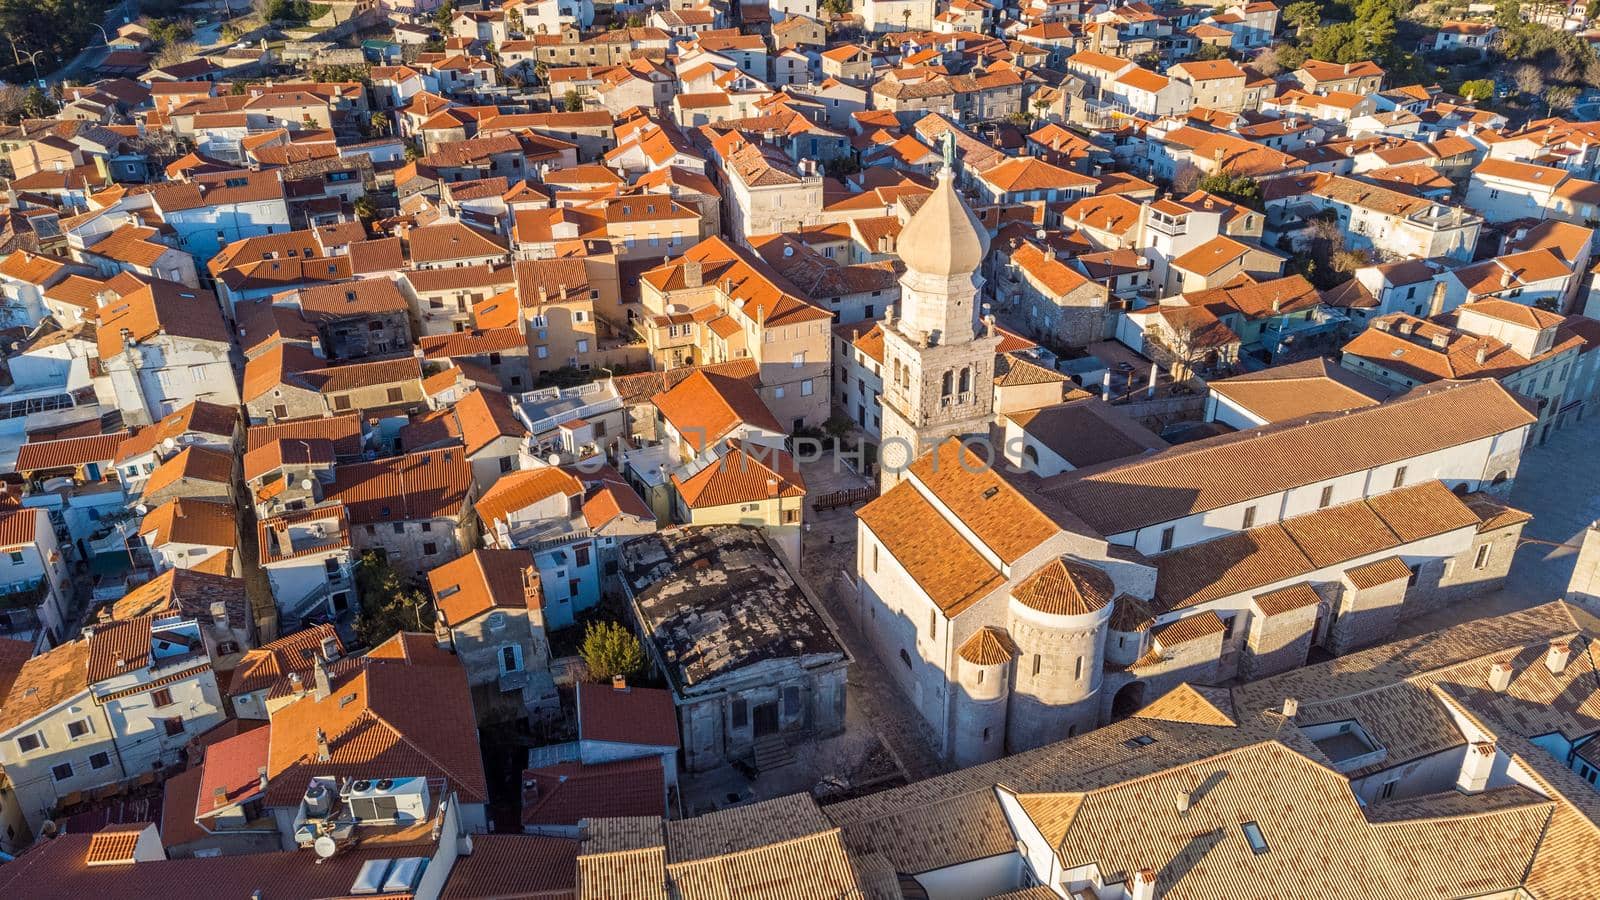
[851,156,1539,768]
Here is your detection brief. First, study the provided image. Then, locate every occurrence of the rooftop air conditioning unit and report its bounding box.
[343,776,431,825]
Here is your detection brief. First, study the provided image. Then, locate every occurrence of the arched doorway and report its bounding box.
[1111,681,1146,721]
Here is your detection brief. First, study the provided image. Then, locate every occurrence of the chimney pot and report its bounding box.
[612,674,628,690]
[1546,640,1573,674]
[1475,344,1488,365]
[1488,660,1514,692]
[1281,697,1299,718]
[1131,868,1157,900]
[315,727,331,762]
[1458,740,1496,793]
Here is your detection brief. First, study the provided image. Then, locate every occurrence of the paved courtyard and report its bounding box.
[1395,411,1600,638]
[799,450,954,782]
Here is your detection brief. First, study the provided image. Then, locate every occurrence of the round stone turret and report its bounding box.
[1006,558,1115,752]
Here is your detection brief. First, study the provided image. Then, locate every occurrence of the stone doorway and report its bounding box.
[753,701,780,737]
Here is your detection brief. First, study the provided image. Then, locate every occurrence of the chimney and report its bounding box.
[209,600,231,631]
[1500,266,1514,289]
[257,766,268,793]
[320,636,341,663]
[1488,660,1513,692]
[313,654,332,700]
[1130,868,1157,900]
[1430,331,1449,350]
[288,671,305,695]
[213,786,228,809]
[683,258,703,288]
[767,477,780,497]
[1475,345,1488,365]
[315,727,331,762]
[1175,790,1190,814]
[1566,520,1600,612]
[523,566,541,610]
[1281,697,1299,718]
[1457,740,1496,794]
[1343,62,1352,75]
[1546,640,1573,674]
[612,674,628,691]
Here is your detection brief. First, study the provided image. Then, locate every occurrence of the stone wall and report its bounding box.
[1330,568,1407,655]
[1240,598,1318,680]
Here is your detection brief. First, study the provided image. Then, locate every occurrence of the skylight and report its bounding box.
[1241,821,1269,854]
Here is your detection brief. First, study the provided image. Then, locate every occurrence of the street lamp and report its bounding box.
[93,23,110,45]
[4,38,45,83]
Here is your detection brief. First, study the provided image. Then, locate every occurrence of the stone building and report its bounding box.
[876,146,1002,482]
[852,166,1541,768]
[620,525,848,772]
[429,548,559,720]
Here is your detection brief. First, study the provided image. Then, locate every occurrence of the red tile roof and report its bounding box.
[577,680,679,748]
[194,723,271,814]
[326,448,473,524]
[428,548,534,627]
[15,430,130,471]
[264,647,487,804]
[672,440,806,509]
[86,617,152,683]
[652,370,782,453]
[522,756,665,827]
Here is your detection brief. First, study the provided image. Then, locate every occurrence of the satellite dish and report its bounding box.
[314,835,339,859]
[300,479,315,491]
[546,453,560,466]
[134,504,148,516]
[161,437,177,451]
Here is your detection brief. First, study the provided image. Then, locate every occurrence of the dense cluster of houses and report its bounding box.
[0,0,1596,896]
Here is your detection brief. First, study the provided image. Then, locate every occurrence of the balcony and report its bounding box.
[1407,204,1479,230]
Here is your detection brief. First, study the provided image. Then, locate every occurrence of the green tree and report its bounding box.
[1191,42,1231,61]
[1458,78,1495,101]
[1307,22,1369,64]
[1284,0,1321,33]
[580,620,645,682]
[20,86,54,119]
[1196,170,1265,210]
[563,89,583,111]
[354,194,379,222]
[353,552,434,646]
[434,0,456,32]
[1495,0,1523,28]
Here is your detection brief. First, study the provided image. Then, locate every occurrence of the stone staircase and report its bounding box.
[752,735,796,772]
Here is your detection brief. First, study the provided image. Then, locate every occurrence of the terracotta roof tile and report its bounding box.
[16,431,130,471]
[87,617,152,683]
[327,448,473,524]
[858,478,1002,616]
[957,625,1018,665]
[1046,380,1535,536]
[1252,582,1323,616]
[1013,558,1114,616]
[672,441,805,509]
[428,548,534,627]
[139,498,238,549]
[474,466,582,527]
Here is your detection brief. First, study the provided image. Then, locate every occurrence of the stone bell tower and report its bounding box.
[878,134,1001,487]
